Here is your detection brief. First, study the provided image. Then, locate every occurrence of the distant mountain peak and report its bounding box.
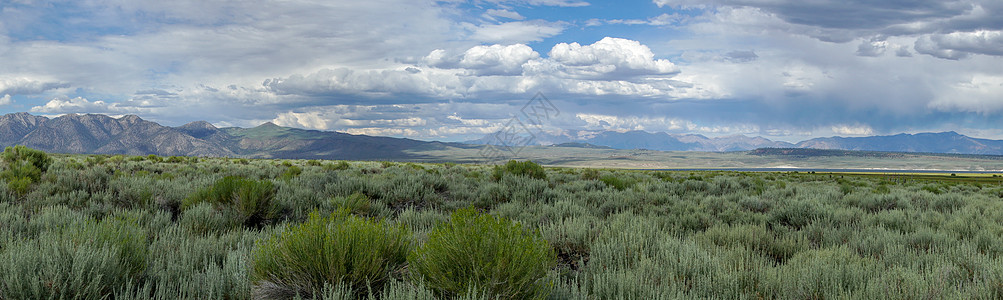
[180,120,217,130]
[119,114,143,122]
[257,122,280,128]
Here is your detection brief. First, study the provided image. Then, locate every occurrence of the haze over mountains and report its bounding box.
[3,112,1003,159]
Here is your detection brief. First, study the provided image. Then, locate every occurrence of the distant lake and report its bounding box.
[654,168,1001,174]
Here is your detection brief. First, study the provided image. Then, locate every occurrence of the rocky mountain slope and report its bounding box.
[0,113,449,159]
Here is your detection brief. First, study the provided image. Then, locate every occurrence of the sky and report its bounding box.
[1,0,1002,142]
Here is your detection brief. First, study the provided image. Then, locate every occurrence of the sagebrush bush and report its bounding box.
[251,211,410,298]
[330,192,389,218]
[183,176,278,227]
[180,202,240,235]
[409,208,555,299]
[0,146,51,197]
[2,145,53,172]
[493,160,547,181]
[599,174,635,191]
[0,215,147,299]
[326,161,351,171]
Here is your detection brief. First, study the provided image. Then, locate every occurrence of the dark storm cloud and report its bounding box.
[659,0,1003,59]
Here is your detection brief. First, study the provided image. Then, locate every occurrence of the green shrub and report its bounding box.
[409,208,555,299]
[326,161,351,171]
[922,184,943,195]
[493,160,547,181]
[251,211,410,298]
[599,174,635,191]
[183,176,278,227]
[2,158,43,197]
[330,192,388,218]
[281,165,303,180]
[2,145,52,172]
[5,175,33,197]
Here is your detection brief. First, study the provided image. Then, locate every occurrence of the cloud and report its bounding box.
[0,78,68,96]
[574,112,763,135]
[724,50,758,63]
[599,13,693,27]
[831,124,874,136]
[458,44,540,75]
[272,111,329,130]
[0,0,459,97]
[915,30,1003,60]
[466,21,566,43]
[484,9,525,20]
[655,0,979,33]
[263,103,516,140]
[546,37,679,79]
[485,0,589,7]
[658,0,1003,59]
[29,96,135,114]
[577,113,697,131]
[856,40,888,57]
[0,94,11,106]
[263,67,467,100]
[269,37,691,103]
[928,74,1003,113]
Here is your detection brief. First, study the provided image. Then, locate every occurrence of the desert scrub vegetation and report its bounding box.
[409,208,555,299]
[3,147,1003,298]
[182,176,279,228]
[251,211,409,298]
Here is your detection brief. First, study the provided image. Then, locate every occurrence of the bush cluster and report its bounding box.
[409,208,555,299]
[0,145,52,196]
[251,211,410,298]
[183,176,278,227]
[493,160,547,181]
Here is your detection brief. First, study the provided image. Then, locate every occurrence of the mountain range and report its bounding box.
[468,129,1003,155]
[3,112,1003,159]
[0,112,458,160]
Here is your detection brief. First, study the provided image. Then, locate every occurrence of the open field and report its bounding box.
[3,148,1003,299]
[409,145,1003,172]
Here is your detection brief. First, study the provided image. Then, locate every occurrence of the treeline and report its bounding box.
[1,148,1003,299]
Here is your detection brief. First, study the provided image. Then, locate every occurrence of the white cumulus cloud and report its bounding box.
[272,111,330,130]
[547,37,679,79]
[458,44,540,75]
[30,96,137,114]
[831,124,874,136]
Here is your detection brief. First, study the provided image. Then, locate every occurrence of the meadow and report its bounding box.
[2,146,1003,299]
